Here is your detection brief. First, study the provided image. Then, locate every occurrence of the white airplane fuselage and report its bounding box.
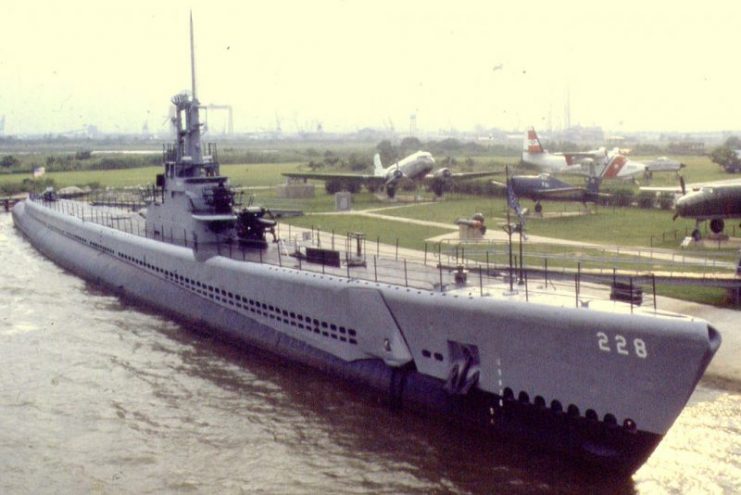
[521,151,570,173]
[378,151,436,181]
[600,153,646,180]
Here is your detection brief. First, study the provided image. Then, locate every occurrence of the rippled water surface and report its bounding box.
[1,214,738,494]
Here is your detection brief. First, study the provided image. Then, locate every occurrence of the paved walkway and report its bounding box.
[658,297,740,389]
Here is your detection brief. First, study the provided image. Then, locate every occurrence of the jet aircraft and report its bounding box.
[283,151,497,198]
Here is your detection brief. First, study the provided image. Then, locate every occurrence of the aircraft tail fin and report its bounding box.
[601,155,627,179]
[523,127,545,154]
[373,153,384,175]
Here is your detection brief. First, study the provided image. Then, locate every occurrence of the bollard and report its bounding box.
[544,257,549,287]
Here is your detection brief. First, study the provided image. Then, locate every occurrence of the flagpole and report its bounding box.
[506,165,513,292]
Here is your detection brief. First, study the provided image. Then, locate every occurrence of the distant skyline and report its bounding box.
[2,0,740,136]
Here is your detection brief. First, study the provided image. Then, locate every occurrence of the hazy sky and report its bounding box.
[1,0,739,135]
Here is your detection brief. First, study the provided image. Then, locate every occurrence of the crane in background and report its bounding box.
[203,104,233,135]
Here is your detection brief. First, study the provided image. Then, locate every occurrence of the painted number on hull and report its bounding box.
[596,332,648,358]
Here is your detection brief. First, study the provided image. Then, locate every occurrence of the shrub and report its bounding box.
[325,179,342,194]
[637,191,656,209]
[0,155,19,168]
[658,192,675,210]
[325,179,361,194]
[610,189,634,207]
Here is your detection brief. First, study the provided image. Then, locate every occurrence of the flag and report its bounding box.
[33,166,46,178]
[507,180,526,225]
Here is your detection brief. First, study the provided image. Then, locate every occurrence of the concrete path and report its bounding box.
[658,297,740,390]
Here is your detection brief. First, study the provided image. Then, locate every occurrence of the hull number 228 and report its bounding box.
[596,332,648,358]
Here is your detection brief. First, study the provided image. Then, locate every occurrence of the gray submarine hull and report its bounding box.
[12,199,670,474]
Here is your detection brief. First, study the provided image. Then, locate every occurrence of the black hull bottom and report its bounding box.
[399,372,662,476]
[301,351,662,476]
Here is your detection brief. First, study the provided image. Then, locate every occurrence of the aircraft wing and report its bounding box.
[641,178,741,193]
[645,158,685,173]
[531,186,585,196]
[561,151,600,158]
[424,171,501,181]
[639,186,683,193]
[449,171,502,180]
[282,172,385,184]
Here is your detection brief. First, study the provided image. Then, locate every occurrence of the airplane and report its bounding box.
[522,127,647,180]
[672,177,741,240]
[644,156,685,177]
[598,152,647,180]
[282,151,497,198]
[521,127,607,174]
[492,166,610,214]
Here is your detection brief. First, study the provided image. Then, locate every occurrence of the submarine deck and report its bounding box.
[33,197,692,320]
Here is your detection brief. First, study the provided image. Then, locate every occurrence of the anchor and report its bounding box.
[444,344,480,395]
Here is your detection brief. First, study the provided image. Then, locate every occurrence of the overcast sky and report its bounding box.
[1,0,739,135]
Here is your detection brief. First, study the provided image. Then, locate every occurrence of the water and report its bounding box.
[1,213,739,494]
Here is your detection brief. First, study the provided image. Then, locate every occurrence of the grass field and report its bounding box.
[653,284,730,306]
[0,162,306,190]
[280,214,452,251]
[322,194,736,250]
[3,150,737,305]
[5,153,734,252]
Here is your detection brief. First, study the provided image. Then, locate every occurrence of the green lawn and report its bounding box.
[281,214,451,251]
[653,284,731,306]
[0,162,306,190]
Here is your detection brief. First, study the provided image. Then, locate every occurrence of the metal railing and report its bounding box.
[33,197,672,312]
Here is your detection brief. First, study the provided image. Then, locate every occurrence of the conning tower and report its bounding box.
[145,14,237,246]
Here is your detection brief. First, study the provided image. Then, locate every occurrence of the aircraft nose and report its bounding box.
[675,197,688,216]
[675,192,700,217]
